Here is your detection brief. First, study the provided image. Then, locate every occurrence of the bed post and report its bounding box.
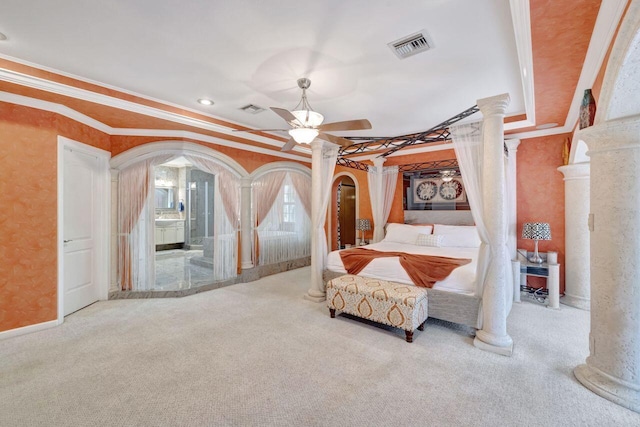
[305,139,328,302]
[474,93,514,356]
[240,177,254,269]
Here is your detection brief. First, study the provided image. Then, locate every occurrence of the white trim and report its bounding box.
[58,136,111,324]
[0,90,311,163]
[328,172,360,249]
[249,161,312,180]
[563,0,628,128]
[110,141,250,177]
[0,320,59,341]
[509,0,536,128]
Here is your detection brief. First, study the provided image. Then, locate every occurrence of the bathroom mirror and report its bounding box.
[155,187,176,209]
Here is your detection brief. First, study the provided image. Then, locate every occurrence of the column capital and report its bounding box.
[372,157,386,169]
[477,93,511,117]
[505,139,521,153]
[558,163,590,180]
[310,139,325,151]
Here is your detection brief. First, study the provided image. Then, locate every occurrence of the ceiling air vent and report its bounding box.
[239,104,265,114]
[388,30,434,59]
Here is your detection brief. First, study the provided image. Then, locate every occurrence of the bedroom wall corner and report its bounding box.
[517,133,569,293]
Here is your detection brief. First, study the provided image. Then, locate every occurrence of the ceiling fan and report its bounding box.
[234,78,372,152]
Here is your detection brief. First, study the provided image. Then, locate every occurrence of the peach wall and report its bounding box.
[517,133,568,292]
[0,102,110,332]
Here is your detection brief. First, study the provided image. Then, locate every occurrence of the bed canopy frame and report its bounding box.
[308,94,518,357]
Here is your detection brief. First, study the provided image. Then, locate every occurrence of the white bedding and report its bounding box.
[326,242,478,295]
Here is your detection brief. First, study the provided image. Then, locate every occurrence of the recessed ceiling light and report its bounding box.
[536,122,558,130]
[197,98,214,106]
[0,32,7,41]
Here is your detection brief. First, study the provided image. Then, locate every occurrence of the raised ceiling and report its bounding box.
[0,0,524,137]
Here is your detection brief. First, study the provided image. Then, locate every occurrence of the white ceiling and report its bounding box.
[0,0,524,137]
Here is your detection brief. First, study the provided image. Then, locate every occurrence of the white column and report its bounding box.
[574,118,640,412]
[240,177,253,269]
[505,139,521,303]
[557,163,590,310]
[371,157,385,243]
[474,93,514,356]
[305,140,326,302]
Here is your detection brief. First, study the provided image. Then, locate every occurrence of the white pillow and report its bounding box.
[433,224,481,248]
[416,233,443,247]
[383,223,433,244]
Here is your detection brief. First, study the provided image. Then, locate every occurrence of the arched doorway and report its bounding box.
[330,175,358,250]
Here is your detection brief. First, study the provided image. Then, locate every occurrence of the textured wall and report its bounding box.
[517,133,568,292]
[0,103,109,332]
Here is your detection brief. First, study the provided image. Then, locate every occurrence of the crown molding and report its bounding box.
[0,90,311,163]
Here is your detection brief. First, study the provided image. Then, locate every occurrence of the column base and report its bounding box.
[474,330,513,356]
[241,261,254,269]
[304,289,326,303]
[561,294,590,310]
[574,363,640,413]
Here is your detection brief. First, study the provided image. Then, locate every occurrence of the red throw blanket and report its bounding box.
[339,248,472,288]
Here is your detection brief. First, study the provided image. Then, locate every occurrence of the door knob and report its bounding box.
[64,239,72,243]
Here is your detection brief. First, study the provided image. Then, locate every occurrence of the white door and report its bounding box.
[63,147,100,315]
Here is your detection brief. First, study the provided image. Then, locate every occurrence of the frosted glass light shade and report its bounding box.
[289,128,319,144]
[291,110,324,127]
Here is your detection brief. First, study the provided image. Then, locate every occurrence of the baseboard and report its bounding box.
[0,319,59,341]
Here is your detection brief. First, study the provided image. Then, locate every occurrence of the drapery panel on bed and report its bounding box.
[316,143,339,269]
[253,171,311,265]
[367,164,399,243]
[451,122,513,310]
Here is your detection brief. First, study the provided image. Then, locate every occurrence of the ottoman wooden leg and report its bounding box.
[418,321,426,331]
[330,308,336,318]
[405,330,413,343]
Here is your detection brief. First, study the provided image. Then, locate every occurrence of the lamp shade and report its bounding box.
[356,218,371,231]
[288,127,319,144]
[522,222,551,240]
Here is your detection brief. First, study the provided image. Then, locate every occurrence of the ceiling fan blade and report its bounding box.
[281,138,298,152]
[270,107,300,125]
[318,132,353,148]
[318,119,372,132]
[232,128,290,133]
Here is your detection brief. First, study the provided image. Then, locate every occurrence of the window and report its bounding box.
[283,184,296,223]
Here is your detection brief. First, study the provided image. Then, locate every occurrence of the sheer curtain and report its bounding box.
[368,164,399,243]
[184,155,240,281]
[450,122,489,298]
[256,172,311,265]
[451,122,513,308]
[117,155,173,291]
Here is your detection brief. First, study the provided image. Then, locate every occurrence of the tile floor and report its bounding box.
[155,249,215,291]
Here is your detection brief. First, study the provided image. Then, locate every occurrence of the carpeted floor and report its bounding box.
[1,267,639,426]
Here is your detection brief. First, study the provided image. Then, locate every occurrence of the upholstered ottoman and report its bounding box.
[326,275,428,342]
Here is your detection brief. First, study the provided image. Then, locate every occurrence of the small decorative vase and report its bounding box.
[579,89,596,129]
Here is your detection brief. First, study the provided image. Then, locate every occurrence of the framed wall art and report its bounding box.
[411,177,466,204]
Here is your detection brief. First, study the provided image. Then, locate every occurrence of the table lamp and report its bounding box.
[356,218,371,246]
[522,222,551,263]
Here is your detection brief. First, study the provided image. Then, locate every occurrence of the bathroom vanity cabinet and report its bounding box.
[155,220,185,245]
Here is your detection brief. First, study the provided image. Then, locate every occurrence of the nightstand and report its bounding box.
[516,250,560,309]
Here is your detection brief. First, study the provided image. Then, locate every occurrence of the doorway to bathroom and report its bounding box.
[154,157,218,290]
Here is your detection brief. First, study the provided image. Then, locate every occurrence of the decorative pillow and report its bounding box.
[416,233,443,247]
[383,223,433,244]
[433,224,481,248]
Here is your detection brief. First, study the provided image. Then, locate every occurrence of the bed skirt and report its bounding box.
[323,270,481,329]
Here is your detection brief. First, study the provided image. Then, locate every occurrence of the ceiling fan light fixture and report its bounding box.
[291,109,324,127]
[288,128,319,144]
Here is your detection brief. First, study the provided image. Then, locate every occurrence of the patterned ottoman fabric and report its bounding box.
[326,275,428,342]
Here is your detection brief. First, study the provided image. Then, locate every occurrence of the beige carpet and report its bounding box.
[1,267,639,426]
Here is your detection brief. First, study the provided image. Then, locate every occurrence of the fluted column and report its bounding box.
[505,139,521,303]
[240,177,253,269]
[474,93,514,356]
[557,163,590,310]
[574,118,640,412]
[305,140,327,302]
[371,157,386,243]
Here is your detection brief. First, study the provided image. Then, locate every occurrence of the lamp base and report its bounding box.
[528,239,544,264]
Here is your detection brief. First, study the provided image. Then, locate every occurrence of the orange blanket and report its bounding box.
[339,248,472,288]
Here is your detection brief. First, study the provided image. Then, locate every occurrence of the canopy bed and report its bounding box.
[307,93,518,356]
